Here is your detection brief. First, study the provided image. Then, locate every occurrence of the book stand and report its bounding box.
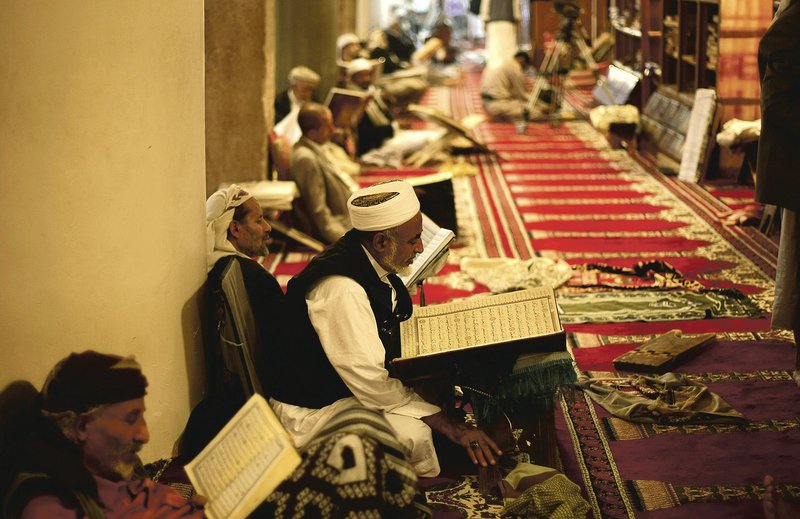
[405,105,496,167]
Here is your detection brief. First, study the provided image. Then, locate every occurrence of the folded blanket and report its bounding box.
[499,463,590,518]
[577,372,747,424]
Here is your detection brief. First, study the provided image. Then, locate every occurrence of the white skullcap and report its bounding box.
[205,184,254,272]
[288,66,320,86]
[348,180,420,231]
[347,58,374,77]
[337,33,361,52]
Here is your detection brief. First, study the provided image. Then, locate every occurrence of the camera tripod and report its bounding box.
[525,11,615,122]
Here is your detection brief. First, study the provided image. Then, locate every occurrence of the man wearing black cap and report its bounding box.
[2,350,205,518]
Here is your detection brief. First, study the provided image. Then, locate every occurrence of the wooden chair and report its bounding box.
[268,131,293,181]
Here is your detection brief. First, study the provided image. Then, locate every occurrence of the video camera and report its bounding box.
[553,0,582,42]
[554,0,581,20]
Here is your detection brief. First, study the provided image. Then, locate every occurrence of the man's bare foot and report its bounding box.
[762,475,800,519]
[763,475,779,519]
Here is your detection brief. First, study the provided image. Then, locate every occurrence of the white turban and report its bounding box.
[348,180,420,231]
[288,66,320,86]
[337,33,361,54]
[205,184,254,272]
[347,58,374,77]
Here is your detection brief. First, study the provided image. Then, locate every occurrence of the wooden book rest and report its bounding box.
[613,330,716,373]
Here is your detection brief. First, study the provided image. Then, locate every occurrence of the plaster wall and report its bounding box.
[0,0,207,460]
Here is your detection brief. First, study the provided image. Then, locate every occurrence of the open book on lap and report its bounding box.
[184,394,300,519]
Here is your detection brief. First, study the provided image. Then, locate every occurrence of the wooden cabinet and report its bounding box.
[609,0,664,107]
[611,0,769,119]
[663,0,720,94]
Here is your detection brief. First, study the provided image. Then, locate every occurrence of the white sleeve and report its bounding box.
[306,275,441,418]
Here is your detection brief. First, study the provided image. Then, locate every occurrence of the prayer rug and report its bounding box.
[558,339,800,519]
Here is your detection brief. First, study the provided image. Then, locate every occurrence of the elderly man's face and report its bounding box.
[342,42,362,61]
[230,198,271,257]
[351,70,373,90]
[78,397,149,480]
[291,82,316,102]
[377,212,424,276]
[317,109,335,144]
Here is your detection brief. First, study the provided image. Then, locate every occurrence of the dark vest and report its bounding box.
[274,230,412,409]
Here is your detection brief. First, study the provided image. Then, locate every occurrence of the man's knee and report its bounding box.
[384,415,440,477]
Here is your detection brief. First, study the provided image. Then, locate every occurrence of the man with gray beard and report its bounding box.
[3,351,205,518]
[271,180,500,477]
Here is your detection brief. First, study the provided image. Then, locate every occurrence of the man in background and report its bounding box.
[346,58,397,156]
[480,50,533,121]
[756,0,800,385]
[274,65,321,124]
[289,103,358,244]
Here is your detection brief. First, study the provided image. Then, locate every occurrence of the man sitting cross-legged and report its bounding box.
[270,180,502,477]
[196,185,425,517]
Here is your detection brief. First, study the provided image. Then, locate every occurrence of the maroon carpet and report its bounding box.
[558,340,800,518]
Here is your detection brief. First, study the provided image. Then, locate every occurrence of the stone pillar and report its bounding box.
[276,0,340,102]
[205,0,272,194]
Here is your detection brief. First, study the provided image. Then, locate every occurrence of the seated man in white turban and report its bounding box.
[274,65,321,125]
[199,185,425,517]
[204,185,286,403]
[270,180,502,477]
[347,58,397,156]
[289,102,359,244]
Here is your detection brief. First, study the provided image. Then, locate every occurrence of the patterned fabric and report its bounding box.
[499,463,590,518]
[628,479,800,511]
[557,289,763,324]
[577,372,747,424]
[255,406,425,518]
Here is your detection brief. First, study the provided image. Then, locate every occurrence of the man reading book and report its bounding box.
[271,180,501,476]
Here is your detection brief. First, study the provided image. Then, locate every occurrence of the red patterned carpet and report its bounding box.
[265,65,799,518]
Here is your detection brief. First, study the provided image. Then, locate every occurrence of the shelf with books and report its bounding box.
[610,0,661,107]
[611,18,643,38]
[618,0,768,181]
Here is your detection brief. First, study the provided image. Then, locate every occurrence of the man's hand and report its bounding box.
[421,411,502,467]
[190,494,208,507]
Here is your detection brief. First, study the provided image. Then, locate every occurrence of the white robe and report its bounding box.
[271,247,443,476]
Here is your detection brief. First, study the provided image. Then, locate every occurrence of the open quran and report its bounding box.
[391,287,566,381]
[398,213,454,289]
[324,87,368,129]
[184,394,301,519]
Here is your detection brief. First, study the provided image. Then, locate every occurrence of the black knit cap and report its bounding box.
[40,350,148,413]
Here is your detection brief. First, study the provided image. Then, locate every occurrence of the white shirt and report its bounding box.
[271,246,441,447]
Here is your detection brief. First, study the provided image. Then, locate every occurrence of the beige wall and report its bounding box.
[0,1,207,460]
